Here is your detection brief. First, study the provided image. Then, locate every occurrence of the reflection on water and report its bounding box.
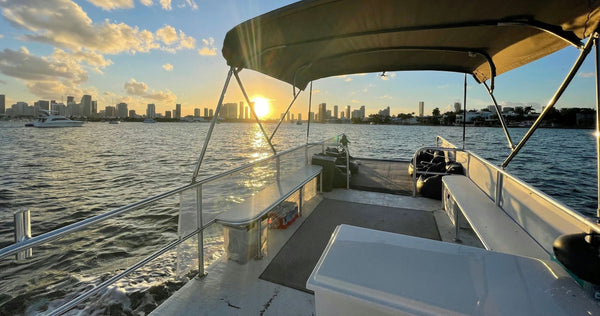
[0,121,597,314]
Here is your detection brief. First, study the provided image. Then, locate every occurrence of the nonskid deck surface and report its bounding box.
[350,159,413,195]
[151,190,442,315]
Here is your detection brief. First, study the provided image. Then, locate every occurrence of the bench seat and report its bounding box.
[216,165,322,226]
[442,175,549,260]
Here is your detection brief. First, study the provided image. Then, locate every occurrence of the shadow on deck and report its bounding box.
[350,158,412,195]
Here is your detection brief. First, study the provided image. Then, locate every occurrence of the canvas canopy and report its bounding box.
[222,0,600,90]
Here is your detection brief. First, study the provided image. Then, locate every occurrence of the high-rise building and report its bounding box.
[291,114,295,121]
[245,107,249,119]
[194,108,200,117]
[287,112,291,122]
[129,110,136,118]
[209,109,214,117]
[165,111,172,118]
[221,103,238,119]
[51,103,67,116]
[309,112,315,122]
[0,94,5,114]
[345,105,350,119]
[454,102,461,112]
[81,95,92,117]
[360,105,366,118]
[67,96,74,105]
[105,106,116,117]
[318,103,326,123]
[341,112,345,119]
[378,106,390,117]
[147,104,156,118]
[116,102,128,118]
[174,104,181,119]
[418,101,424,117]
[204,108,209,117]
[239,102,244,119]
[333,105,338,119]
[488,104,501,113]
[298,113,302,122]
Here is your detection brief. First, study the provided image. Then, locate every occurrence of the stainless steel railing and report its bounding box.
[0,135,341,315]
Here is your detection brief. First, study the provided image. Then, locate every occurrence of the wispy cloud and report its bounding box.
[379,95,392,99]
[311,89,321,95]
[86,0,134,10]
[160,0,172,10]
[0,34,4,39]
[162,63,173,71]
[198,37,216,56]
[351,99,359,103]
[578,72,594,78]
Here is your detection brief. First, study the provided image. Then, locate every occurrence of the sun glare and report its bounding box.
[252,97,270,119]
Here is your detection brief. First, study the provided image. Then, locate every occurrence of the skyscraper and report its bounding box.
[298,113,302,122]
[175,103,181,119]
[333,105,338,119]
[318,103,326,123]
[204,108,208,117]
[345,105,350,119]
[360,105,366,118]
[418,101,424,117]
[92,101,97,115]
[0,94,5,114]
[194,108,200,117]
[116,102,128,118]
[81,95,92,117]
[239,102,244,119]
[67,96,74,105]
[222,103,238,119]
[209,109,214,117]
[147,104,156,118]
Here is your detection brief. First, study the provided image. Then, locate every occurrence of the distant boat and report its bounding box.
[109,121,120,124]
[296,121,302,125]
[143,118,156,123]
[33,110,84,128]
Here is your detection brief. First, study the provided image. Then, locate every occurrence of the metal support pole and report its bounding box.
[196,185,205,277]
[483,81,515,150]
[345,145,350,189]
[462,74,467,150]
[14,210,32,260]
[503,33,596,168]
[594,35,600,219]
[495,171,503,206]
[192,67,234,182]
[306,81,313,144]
[270,90,301,142]
[298,186,304,217]
[256,219,263,259]
[233,69,277,155]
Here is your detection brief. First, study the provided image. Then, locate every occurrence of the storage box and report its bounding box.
[222,218,268,264]
[268,201,298,229]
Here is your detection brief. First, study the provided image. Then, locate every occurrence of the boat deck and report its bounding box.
[152,188,478,315]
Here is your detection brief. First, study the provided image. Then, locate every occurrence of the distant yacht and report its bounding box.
[32,110,84,128]
[109,120,120,124]
[143,118,156,123]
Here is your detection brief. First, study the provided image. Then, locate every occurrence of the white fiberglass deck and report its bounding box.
[151,190,442,315]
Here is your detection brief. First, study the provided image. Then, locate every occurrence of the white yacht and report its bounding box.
[32,110,84,128]
[3,1,600,315]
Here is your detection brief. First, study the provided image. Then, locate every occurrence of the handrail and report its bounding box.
[0,138,340,260]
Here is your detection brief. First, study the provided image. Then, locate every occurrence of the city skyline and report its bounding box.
[0,1,598,118]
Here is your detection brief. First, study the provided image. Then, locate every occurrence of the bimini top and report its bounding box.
[222,0,600,90]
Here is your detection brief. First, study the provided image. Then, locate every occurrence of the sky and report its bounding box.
[0,0,598,118]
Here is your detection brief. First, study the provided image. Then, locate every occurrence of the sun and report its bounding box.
[251,97,270,119]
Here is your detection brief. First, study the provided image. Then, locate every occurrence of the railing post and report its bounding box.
[298,186,304,217]
[14,210,32,260]
[495,171,503,206]
[345,145,350,189]
[196,184,205,278]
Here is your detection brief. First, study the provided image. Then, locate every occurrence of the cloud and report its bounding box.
[0,34,4,39]
[351,99,359,103]
[1,1,194,55]
[124,78,148,95]
[311,89,321,95]
[198,37,216,56]
[379,95,392,99]
[160,0,171,10]
[124,78,176,103]
[140,0,153,6]
[344,77,352,82]
[86,0,134,10]
[183,0,198,9]
[156,25,178,45]
[578,72,594,78]
[162,63,173,71]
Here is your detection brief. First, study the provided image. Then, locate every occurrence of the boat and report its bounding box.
[296,120,302,125]
[2,1,600,315]
[143,118,156,123]
[32,110,84,128]
[109,120,120,124]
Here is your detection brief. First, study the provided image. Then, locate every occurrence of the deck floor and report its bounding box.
[350,159,413,195]
[151,190,443,315]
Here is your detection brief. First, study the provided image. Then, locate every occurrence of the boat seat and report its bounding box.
[442,175,549,260]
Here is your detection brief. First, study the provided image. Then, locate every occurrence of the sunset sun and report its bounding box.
[252,97,270,119]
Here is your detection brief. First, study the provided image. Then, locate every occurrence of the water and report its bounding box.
[0,121,597,314]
